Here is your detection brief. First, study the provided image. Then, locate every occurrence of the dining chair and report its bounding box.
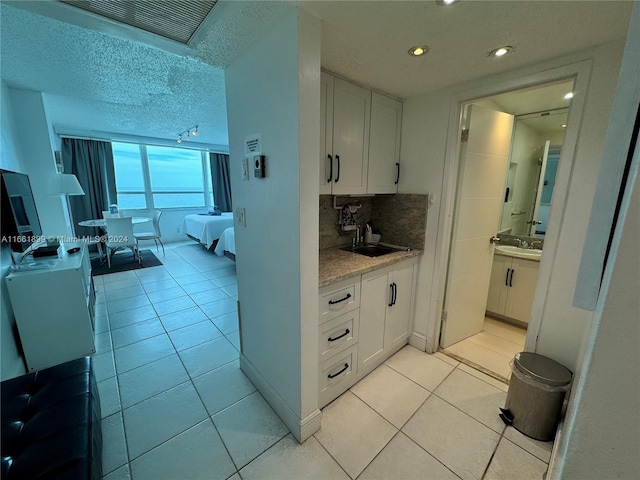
[105,217,140,268]
[134,210,164,256]
[102,211,120,219]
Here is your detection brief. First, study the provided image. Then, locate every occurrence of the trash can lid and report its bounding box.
[514,352,572,386]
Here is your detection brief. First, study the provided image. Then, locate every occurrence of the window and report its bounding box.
[112,142,213,210]
[112,143,146,209]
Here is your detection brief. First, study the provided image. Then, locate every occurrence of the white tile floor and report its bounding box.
[96,243,551,480]
[441,317,527,382]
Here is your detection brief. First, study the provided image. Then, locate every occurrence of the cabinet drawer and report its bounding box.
[319,309,359,363]
[319,277,360,323]
[319,345,358,408]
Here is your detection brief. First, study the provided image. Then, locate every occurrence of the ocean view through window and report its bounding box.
[112,142,214,210]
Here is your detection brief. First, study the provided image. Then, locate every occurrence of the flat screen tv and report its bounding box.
[1,169,43,253]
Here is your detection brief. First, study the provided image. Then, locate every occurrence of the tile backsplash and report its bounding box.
[320,194,428,250]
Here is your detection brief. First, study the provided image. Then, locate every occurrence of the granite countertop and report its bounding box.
[319,246,422,287]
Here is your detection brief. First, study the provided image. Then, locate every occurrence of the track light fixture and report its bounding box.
[176,125,198,143]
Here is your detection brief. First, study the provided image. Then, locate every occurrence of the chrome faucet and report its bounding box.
[353,225,362,247]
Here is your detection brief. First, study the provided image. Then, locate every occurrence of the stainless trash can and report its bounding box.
[499,352,572,441]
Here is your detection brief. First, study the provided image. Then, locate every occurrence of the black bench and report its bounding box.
[1,357,102,479]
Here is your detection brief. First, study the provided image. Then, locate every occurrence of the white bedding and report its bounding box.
[180,213,234,249]
[214,227,236,256]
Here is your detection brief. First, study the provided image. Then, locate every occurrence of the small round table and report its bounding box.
[77,217,151,265]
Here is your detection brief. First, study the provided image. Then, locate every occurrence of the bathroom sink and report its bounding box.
[495,245,542,259]
[341,244,406,258]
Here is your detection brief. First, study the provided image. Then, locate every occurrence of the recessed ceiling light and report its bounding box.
[436,0,459,5]
[561,124,567,128]
[488,46,514,58]
[564,92,574,100]
[408,45,430,57]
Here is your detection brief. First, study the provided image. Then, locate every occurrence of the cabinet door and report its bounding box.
[505,258,539,323]
[384,259,416,351]
[367,92,402,194]
[486,255,510,315]
[359,266,391,373]
[331,78,370,195]
[320,72,334,194]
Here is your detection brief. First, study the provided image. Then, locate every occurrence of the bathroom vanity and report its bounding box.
[486,246,541,326]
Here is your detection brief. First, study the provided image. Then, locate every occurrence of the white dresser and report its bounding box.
[5,244,96,371]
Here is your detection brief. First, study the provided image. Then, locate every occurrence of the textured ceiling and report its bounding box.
[0,1,292,148]
[0,1,633,149]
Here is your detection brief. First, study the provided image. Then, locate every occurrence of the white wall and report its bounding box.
[401,40,626,370]
[550,7,639,475]
[553,157,639,479]
[9,88,67,237]
[225,7,321,441]
[1,81,28,380]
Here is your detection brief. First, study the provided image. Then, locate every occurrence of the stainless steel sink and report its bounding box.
[341,244,405,258]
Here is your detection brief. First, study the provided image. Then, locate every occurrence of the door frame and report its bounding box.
[427,60,592,353]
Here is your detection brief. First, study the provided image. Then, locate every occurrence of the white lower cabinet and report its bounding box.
[486,255,539,324]
[359,258,417,377]
[318,257,418,407]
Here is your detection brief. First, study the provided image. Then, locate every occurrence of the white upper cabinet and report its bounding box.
[331,78,371,194]
[320,72,334,195]
[367,92,402,194]
[320,72,402,195]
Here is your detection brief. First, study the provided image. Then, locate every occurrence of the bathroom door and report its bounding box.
[441,105,514,348]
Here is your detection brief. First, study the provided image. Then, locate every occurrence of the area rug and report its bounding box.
[91,250,162,276]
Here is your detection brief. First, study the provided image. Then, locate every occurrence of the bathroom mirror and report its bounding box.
[499,113,567,238]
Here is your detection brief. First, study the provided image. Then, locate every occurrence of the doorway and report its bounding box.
[439,80,573,382]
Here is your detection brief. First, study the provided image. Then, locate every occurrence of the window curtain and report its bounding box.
[61,138,117,237]
[209,153,232,212]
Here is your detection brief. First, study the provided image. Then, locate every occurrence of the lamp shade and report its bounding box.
[50,174,85,196]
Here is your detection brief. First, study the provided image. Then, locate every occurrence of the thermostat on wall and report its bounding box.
[254,155,265,178]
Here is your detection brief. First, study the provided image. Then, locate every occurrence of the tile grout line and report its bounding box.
[98,247,239,477]
[345,391,460,480]
[312,427,362,480]
[151,247,244,478]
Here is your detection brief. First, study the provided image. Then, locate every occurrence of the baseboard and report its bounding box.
[240,354,322,443]
[409,332,427,351]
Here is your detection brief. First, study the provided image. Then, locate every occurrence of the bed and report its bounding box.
[214,227,236,261]
[180,213,234,249]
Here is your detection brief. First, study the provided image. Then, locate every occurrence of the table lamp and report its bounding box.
[49,173,85,239]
